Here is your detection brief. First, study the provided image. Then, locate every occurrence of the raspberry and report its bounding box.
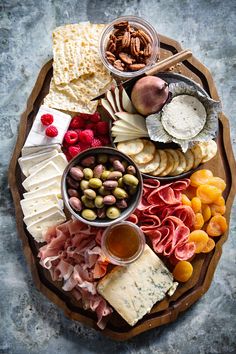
[85,123,96,132]
[97,121,109,135]
[68,145,81,158]
[69,115,85,129]
[65,152,72,162]
[45,125,58,137]
[91,138,102,147]
[64,130,78,145]
[78,129,94,144]
[77,142,91,152]
[90,112,101,123]
[78,113,93,121]
[99,136,110,146]
[41,113,54,126]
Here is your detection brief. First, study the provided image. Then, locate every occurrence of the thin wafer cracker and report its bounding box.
[191,144,203,169]
[132,140,155,164]
[117,139,144,156]
[169,150,186,176]
[199,140,218,163]
[151,150,168,176]
[137,151,160,174]
[159,151,175,176]
[164,149,179,173]
[184,149,195,172]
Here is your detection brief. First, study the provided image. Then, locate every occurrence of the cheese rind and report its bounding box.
[20,193,62,216]
[22,161,61,191]
[18,149,59,177]
[27,210,66,242]
[28,153,67,175]
[97,245,174,326]
[23,181,61,199]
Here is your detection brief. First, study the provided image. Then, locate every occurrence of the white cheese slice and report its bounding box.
[115,112,147,131]
[22,161,61,191]
[20,193,62,217]
[28,153,68,175]
[23,181,61,199]
[113,120,147,134]
[24,105,71,147]
[21,144,61,157]
[23,205,61,226]
[111,128,148,136]
[27,210,66,242]
[18,150,59,177]
[27,175,62,191]
[97,245,174,326]
[114,135,149,143]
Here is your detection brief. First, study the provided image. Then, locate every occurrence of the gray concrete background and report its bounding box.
[0,0,236,353]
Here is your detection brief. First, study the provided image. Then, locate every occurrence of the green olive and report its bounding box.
[80,180,89,191]
[84,189,96,200]
[123,174,139,186]
[97,154,108,164]
[113,187,128,199]
[118,177,124,188]
[101,170,110,181]
[94,195,104,208]
[83,168,93,180]
[81,209,97,221]
[129,185,138,195]
[89,178,102,189]
[81,195,95,208]
[98,186,110,196]
[106,207,121,220]
[121,160,128,169]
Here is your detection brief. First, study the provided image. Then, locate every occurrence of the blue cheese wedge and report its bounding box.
[97,245,175,326]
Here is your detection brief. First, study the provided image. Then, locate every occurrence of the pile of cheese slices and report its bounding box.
[18,106,72,242]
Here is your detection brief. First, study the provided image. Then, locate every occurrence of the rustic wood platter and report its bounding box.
[8,33,236,341]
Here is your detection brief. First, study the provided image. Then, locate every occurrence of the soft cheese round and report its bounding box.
[161,95,207,140]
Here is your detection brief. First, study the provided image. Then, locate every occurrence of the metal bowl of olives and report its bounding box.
[61,147,143,227]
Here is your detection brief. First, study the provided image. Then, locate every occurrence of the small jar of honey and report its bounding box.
[101,221,146,266]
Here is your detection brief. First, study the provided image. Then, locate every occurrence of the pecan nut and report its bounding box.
[122,31,131,48]
[129,63,146,71]
[114,21,128,29]
[131,37,140,56]
[107,41,116,53]
[106,51,116,63]
[119,52,133,65]
[143,43,152,57]
[113,60,124,71]
[136,29,151,46]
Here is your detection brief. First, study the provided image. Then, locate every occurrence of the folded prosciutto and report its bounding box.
[38,219,112,329]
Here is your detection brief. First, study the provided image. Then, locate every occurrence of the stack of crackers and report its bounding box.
[44,23,112,113]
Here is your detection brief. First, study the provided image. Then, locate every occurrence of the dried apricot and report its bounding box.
[188,230,209,253]
[207,177,226,192]
[191,197,202,213]
[214,195,225,206]
[202,204,212,222]
[201,238,215,253]
[190,169,213,187]
[184,185,197,200]
[210,204,226,216]
[196,184,221,204]
[193,213,204,230]
[206,215,227,236]
[173,261,193,282]
[181,194,192,207]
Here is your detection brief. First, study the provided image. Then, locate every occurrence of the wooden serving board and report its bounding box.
[8,34,236,341]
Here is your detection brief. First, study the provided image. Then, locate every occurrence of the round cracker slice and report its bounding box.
[159,151,175,176]
[117,139,144,156]
[191,144,203,169]
[200,140,218,163]
[137,151,160,173]
[169,150,187,176]
[151,149,168,176]
[184,149,195,172]
[132,140,155,165]
[164,149,179,173]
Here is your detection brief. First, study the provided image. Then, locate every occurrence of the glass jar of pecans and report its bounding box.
[99,16,160,79]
